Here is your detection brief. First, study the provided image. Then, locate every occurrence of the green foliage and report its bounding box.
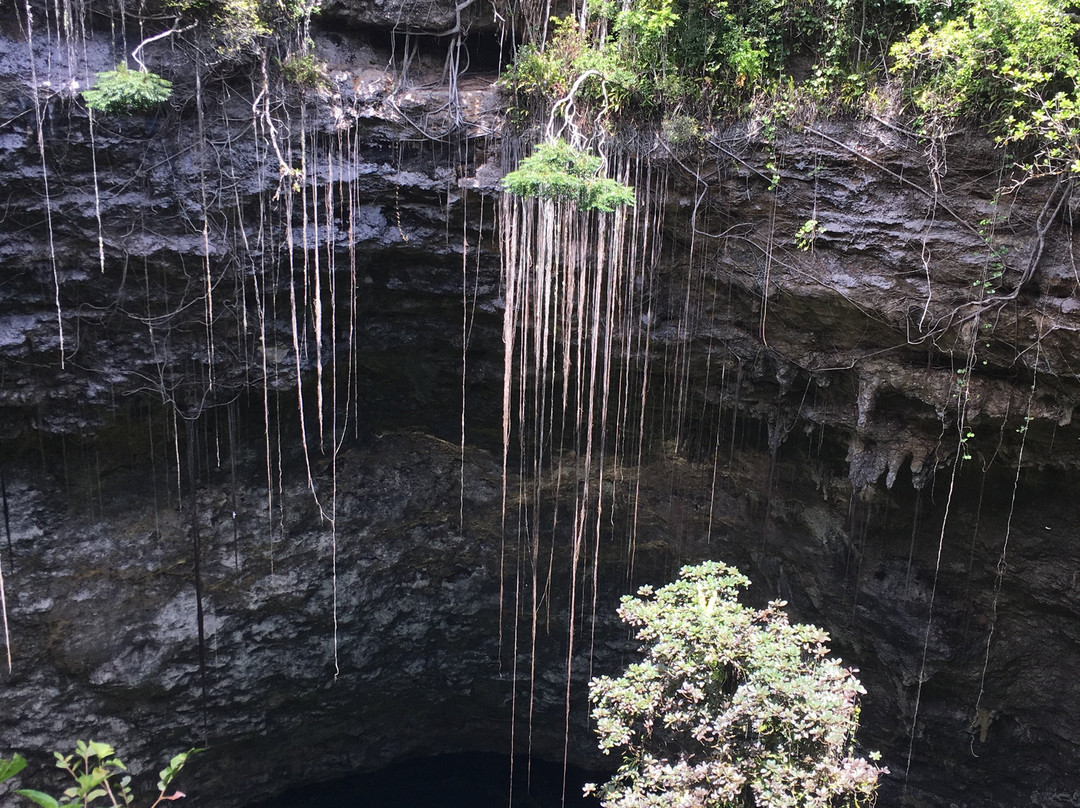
[891,0,1080,178]
[503,17,636,116]
[503,0,934,126]
[206,0,272,57]
[588,561,882,808]
[795,218,823,250]
[1,741,197,808]
[81,65,173,114]
[279,51,328,88]
[502,139,636,212]
[167,0,321,59]
[661,113,701,145]
[0,754,28,784]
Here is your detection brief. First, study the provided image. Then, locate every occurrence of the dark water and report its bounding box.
[244,753,605,808]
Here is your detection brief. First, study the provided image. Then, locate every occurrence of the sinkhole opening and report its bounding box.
[244,752,606,808]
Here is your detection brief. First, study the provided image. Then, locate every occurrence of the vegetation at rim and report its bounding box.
[500,0,1080,194]
[0,741,196,808]
[77,0,323,115]
[588,562,882,808]
[164,0,323,61]
[890,0,1080,183]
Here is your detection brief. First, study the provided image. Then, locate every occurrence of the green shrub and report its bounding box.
[588,561,882,808]
[206,0,272,58]
[280,51,328,88]
[502,138,635,212]
[891,0,1080,177]
[503,16,637,115]
[81,65,173,114]
[0,740,197,808]
[165,0,321,60]
[511,0,940,118]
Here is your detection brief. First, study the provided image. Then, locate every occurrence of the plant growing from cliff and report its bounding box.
[795,218,823,250]
[502,138,635,211]
[279,51,329,88]
[505,16,636,116]
[165,0,322,59]
[503,0,933,130]
[82,65,174,114]
[891,0,1080,182]
[587,561,883,808]
[1,741,197,808]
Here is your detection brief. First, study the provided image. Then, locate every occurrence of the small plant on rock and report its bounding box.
[280,51,328,89]
[82,65,173,115]
[587,561,883,808]
[502,138,635,212]
[1,740,197,808]
[795,218,823,250]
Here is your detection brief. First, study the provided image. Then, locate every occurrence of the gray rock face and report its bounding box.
[321,0,501,33]
[1,6,1080,808]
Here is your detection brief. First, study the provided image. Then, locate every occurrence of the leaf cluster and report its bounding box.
[164,0,321,62]
[1,741,197,808]
[503,17,637,118]
[890,0,1080,179]
[503,0,933,127]
[81,65,173,114]
[279,51,329,88]
[501,138,636,211]
[588,561,882,808]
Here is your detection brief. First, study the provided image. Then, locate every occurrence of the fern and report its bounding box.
[82,64,173,115]
[502,139,635,212]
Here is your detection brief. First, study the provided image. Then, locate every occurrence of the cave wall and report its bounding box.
[2,1,1080,806]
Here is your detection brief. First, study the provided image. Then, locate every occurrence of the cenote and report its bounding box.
[3,1,1080,807]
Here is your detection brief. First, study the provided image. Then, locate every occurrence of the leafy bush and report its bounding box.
[205,0,272,58]
[280,51,329,88]
[891,0,1080,177]
[81,65,173,114]
[503,0,935,125]
[0,740,197,808]
[164,0,321,61]
[587,561,882,808]
[503,17,637,116]
[502,138,635,212]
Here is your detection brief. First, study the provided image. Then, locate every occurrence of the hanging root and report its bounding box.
[498,137,666,803]
[971,340,1041,755]
[0,548,10,673]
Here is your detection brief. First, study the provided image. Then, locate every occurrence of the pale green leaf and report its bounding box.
[0,754,27,784]
[84,742,114,761]
[15,789,61,808]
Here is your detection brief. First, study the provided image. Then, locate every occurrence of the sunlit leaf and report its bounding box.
[0,754,27,784]
[84,742,114,761]
[14,789,60,808]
